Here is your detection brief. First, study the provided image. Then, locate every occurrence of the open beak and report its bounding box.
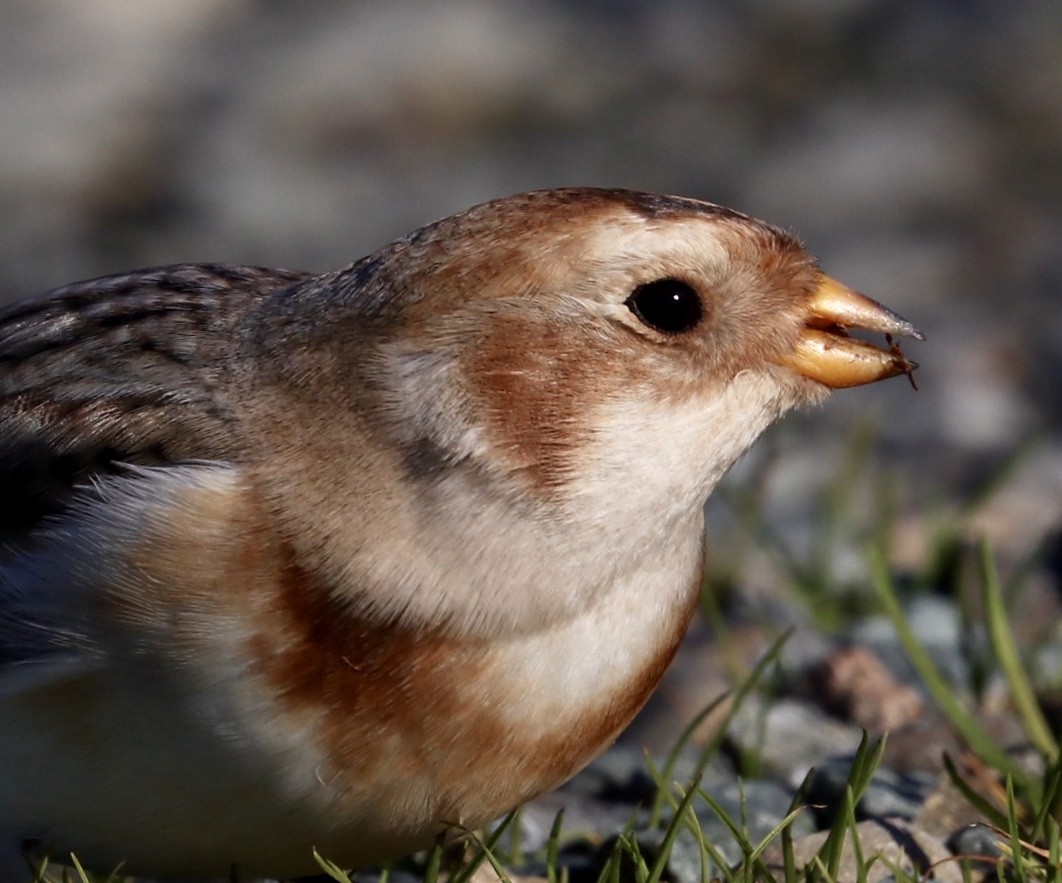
[778,276,925,389]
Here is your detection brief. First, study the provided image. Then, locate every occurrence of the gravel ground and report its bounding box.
[2,3,1060,881]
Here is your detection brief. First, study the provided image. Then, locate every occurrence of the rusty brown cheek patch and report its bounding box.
[460,314,624,495]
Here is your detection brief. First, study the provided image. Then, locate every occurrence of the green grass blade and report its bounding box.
[848,732,887,804]
[781,815,797,883]
[649,629,792,834]
[423,834,445,883]
[505,806,524,864]
[942,753,1010,830]
[648,690,731,826]
[1046,816,1060,883]
[67,855,92,883]
[1004,777,1026,883]
[647,777,701,883]
[815,732,884,879]
[596,839,623,883]
[545,808,565,883]
[472,831,516,883]
[846,793,867,883]
[687,812,711,883]
[746,807,806,865]
[980,541,1059,762]
[313,848,354,882]
[695,811,740,883]
[870,547,1037,793]
[1034,755,1062,840]
[452,811,518,883]
[694,628,793,772]
[624,831,651,883]
[698,788,746,848]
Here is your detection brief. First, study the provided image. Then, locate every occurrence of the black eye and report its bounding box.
[625,279,704,334]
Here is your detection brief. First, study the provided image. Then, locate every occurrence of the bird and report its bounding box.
[0,188,922,881]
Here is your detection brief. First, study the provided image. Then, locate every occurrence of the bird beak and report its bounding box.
[778,275,925,389]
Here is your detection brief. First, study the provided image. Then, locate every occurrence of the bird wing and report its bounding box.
[0,263,312,679]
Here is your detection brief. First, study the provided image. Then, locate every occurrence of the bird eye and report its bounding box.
[625,279,704,334]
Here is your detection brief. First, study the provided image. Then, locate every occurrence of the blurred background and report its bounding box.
[0,0,1059,608]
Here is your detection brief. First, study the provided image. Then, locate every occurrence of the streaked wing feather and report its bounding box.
[0,263,310,533]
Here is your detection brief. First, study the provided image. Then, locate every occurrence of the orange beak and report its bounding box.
[778,276,925,389]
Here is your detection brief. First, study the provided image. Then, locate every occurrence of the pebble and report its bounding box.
[805,759,938,823]
[945,823,1008,871]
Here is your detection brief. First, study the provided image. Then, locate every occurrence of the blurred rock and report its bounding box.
[729,695,865,785]
[806,758,937,823]
[810,646,925,732]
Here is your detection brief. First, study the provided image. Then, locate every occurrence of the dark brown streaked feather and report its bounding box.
[0,264,311,535]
